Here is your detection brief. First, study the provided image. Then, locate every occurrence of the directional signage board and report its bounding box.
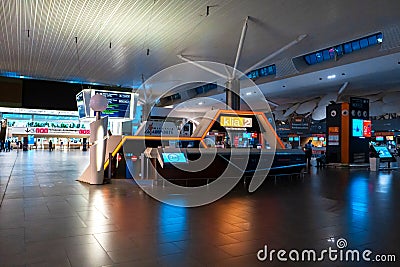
[94,90,132,118]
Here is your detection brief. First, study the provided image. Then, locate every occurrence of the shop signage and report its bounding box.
[135,121,178,136]
[220,116,252,128]
[373,131,394,136]
[79,129,91,135]
[290,116,310,130]
[328,127,340,146]
[36,128,49,134]
[11,127,90,135]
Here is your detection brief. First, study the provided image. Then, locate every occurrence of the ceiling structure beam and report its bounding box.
[177,55,228,79]
[232,16,249,79]
[241,34,308,78]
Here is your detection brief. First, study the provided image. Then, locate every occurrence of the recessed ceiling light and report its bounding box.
[246,92,252,96]
[327,74,336,79]
[198,102,203,105]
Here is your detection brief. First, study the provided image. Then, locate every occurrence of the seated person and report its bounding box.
[316,151,326,167]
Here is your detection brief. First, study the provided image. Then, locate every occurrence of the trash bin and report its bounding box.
[369,157,380,171]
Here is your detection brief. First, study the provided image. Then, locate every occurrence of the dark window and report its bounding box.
[309,54,317,64]
[303,32,382,65]
[323,50,330,60]
[246,64,276,79]
[335,45,343,55]
[343,43,352,54]
[359,38,369,48]
[351,41,360,51]
[368,35,377,45]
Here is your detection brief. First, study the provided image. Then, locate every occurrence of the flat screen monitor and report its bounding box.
[288,137,294,142]
[94,90,132,118]
[386,136,394,141]
[294,137,299,141]
[243,133,251,139]
[319,137,325,141]
[373,146,392,159]
[376,136,384,141]
[312,137,318,141]
[352,119,363,137]
[162,152,187,163]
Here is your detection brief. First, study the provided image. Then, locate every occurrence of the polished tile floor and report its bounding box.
[1,150,399,266]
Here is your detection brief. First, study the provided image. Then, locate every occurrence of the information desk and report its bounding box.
[107,110,306,191]
[152,147,306,186]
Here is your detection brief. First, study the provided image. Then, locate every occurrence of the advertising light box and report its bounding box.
[363,120,371,137]
[352,119,363,137]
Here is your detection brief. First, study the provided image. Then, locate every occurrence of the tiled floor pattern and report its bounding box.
[0,150,399,266]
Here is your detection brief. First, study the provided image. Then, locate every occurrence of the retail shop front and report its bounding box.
[10,126,90,150]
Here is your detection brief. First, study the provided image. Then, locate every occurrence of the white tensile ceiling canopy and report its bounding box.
[0,0,400,113]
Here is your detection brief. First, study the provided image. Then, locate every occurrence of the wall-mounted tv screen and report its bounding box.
[312,137,318,141]
[319,137,325,141]
[293,137,299,141]
[376,136,384,141]
[288,137,294,142]
[386,136,394,141]
[94,90,132,118]
[352,119,363,137]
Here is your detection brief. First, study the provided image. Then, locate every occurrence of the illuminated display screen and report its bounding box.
[386,136,394,141]
[352,119,363,137]
[162,153,187,163]
[312,137,318,141]
[373,146,393,158]
[288,137,294,141]
[376,136,384,141]
[95,91,132,118]
[294,137,299,141]
[243,133,251,138]
[363,120,371,137]
[76,92,86,119]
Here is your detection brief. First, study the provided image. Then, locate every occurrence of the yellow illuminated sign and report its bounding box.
[220,116,252,127]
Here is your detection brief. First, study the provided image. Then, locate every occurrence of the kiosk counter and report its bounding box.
[106,110,306,190]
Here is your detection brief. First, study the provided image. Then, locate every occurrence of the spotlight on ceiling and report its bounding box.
[327,74,336,79]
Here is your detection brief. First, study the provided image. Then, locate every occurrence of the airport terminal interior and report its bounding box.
[1,1,400,266]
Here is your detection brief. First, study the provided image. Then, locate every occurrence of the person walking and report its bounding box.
[6,140,11,152]
[49,140,53,151]
[304,139,313,166]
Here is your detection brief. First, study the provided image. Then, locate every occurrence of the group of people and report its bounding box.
[304,139,326,167]
[0,140,12,152]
